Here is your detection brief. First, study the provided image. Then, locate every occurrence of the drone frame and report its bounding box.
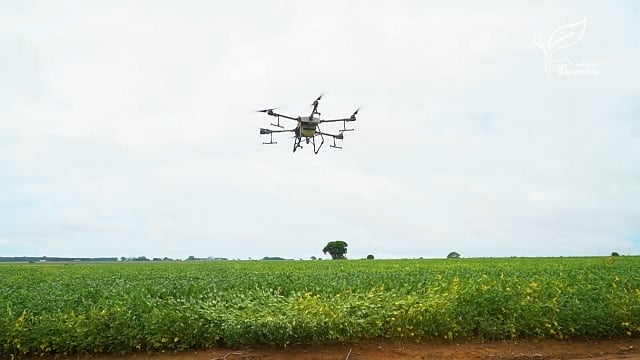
[257,95,357,154]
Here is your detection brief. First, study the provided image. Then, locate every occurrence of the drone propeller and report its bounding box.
[255,107,279,113]
[311,94,323,107]
[350,107,361,120]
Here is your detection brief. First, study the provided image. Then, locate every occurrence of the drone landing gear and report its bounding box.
[292,135,324,154]
[293,137,303,153]
[259,128,278,145]
[341,121,354,133]
[313,133,324,154]
[262,132,277,145]
[270,115,284,129]
[330,136,342,149]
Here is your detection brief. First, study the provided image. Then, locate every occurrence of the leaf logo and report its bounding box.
[534,18,588,78]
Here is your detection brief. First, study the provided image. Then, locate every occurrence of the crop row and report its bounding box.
[0,257,639,356]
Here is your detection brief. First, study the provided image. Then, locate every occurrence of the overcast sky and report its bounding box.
[1,1,639,260]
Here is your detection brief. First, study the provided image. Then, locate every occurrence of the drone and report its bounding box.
[257,95,359,154]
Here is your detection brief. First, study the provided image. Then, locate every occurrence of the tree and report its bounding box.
[323,241,348,260]
[366,254,375,260]
[611,252,620,257]
[447,251,461,259]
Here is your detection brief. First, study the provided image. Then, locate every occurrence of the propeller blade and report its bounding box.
[350,107,360,120]
[256,107,279,113]
[311,93,324,106]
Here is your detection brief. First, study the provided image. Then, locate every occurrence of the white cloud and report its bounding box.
[1,1,639,259]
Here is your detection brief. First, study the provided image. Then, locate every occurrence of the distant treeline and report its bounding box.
[0,256,118,263]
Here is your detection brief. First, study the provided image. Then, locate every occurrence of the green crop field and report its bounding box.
[1,257,639,357]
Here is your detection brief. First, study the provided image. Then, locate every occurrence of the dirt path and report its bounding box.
[78,339,640,360]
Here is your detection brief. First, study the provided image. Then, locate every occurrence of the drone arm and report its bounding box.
[260,128,295,145]
[266,111,298,121]
[319,117,352,123]
[316,130,344,138]
[320,117,355,132]
[257,108,299,129]
[316,131,344,149]
[260,128,295,134]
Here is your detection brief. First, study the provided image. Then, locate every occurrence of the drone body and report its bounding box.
[298,116,320,138]
[258,95,358,154]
